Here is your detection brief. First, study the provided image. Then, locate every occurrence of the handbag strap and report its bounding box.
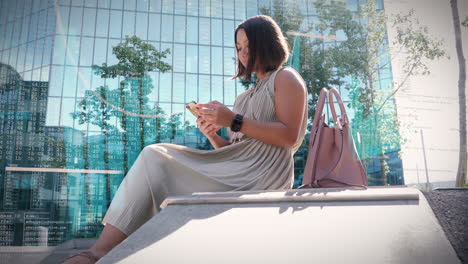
[328,87,349,129]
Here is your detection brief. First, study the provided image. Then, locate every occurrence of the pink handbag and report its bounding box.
[299,88,368,189]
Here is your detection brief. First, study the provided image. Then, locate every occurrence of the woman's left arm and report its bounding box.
[198,68,306,148]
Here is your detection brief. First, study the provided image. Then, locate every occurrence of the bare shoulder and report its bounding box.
[274,67,306,94]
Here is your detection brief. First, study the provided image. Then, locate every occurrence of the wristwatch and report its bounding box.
[230,114,244,132]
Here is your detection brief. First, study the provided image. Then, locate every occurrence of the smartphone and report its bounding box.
[185,101,200,118]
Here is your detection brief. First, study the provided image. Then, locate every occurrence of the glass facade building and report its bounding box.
[0,0,402,246]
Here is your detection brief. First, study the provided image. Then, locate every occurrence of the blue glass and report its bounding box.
[109,10,122,38]
[107,38,120,65]
[199,74,210,103]
[45,97,61,126]
[186,17,198,44]
[186,73,198,102]
[149,0,161,12]
[211,47,222,75]
[16,45,26,73]
[173,73,184,103]
[65,36,80,66]
[161,14,173,42]
[63,66,78,97]
[93,38,107,65]
[187,0,198,16]
[124,0,137,10]
[76,67,92,98]
[82,8,97,36]
[199,18,210,45]
[198,45,210,74]
[159,72,172,102]
[199,0,210,17]
[174,15,186,43]
[95,9,109,37]
[211,0,222,18]
[211,19,222,46]
[224,78,235,105]
[148,13,161,41]
[34,38,45,69]
[136,0,149,11]
[69,7,83,36]
[186,45,198,73]
[111,0,123,10]
[49,66,64,97]
[79,37,94,67]
[60,97,75,127]
[223,47,235,75]
[173,44,185,72]
[223,20,234,46]
[25,42,35,70]
[135,12,148,40]
[211,75,223,102]
[162,0,174,14]
[174,0,186,15]
[223,0,234,19]
[122,11,135,38]
[235,0,246,20]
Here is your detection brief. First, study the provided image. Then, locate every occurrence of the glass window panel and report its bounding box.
[28,13,38,41]
[122,11,135,38]
[98,0,110,8]
[41,65,50,82]
[135,12,148,40]
[148,71,159,101]
[246,0,257,18]
[223,20,234,46]
[186,74,198,102]
[84,0,97,7]
[15,0,23,19]
[49,66,64,96]
[211,19,222,46]
[60,98,75,127]
[4,22,13,49]
[173,44,185,72]
[9,47,18,70]
[65,36,80,66]
[199,18,210,45]
[148,13,161,41]
[224,78,235,105]
[53,34,67,64]
[32,68,41,81]
[235,0,245,20]
[211,47,222,75]
[212,0,222,18]
[186,17,198,44]
[173,73,184,103]
[42,36,53,66]
[199,74,210,103]
[187,0,198,16]
[46,97,61,126]
[173,15,185,43]
[69,7,83,35]
[25,43,35,71]
[77,67,92,97]
[72,0,85,7]
[63,66,78,97]
[199,45,210,74]
[47,7,57,36]
[96,9,109,37]
[37,9,48,39]
[199,0,210,17]
[16,45,27,73]
[82,8,97,36]
[11,18,21,47]
[161,15,173,42]
[124,0,136,10]
[212,75,223,103]
[79,37,94,67]
[34,38,45,69]
[93,38,107,65]
[223,47,235,75]
[160,42,172,67]
[137,0,149,11]
[186,45,198,73]
[162,0,173,13]
[109,10,122,38]
[107,38,120,65]
[20,13,30,44]
[223,0,234,19]
[149,0,161,12]
[59,0,71,5]
[111,0,123,9]
[159,72,172,102]
[174,0,186,15]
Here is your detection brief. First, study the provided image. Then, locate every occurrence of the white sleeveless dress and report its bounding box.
[102,66,308,235]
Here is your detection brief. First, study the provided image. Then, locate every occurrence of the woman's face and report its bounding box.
[236,28,249,69]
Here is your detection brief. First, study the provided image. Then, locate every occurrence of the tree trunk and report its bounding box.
[451,0,467,187]
[120,81,128,175]
[100,89,111,208]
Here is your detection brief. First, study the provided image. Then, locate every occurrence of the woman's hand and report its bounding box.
[196,117,222,138]
[197,101,236,127]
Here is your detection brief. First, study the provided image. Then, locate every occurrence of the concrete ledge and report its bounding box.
[161,186,419,208]
[99,187,460,264]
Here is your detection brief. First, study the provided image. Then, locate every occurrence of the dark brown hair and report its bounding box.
[232,15,290,81]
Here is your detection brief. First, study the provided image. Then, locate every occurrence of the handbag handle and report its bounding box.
[328,87,349,129]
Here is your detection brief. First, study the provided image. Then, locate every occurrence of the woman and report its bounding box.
[63,15,307,263]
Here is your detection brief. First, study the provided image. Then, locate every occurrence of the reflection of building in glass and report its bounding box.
[0,0,403,246]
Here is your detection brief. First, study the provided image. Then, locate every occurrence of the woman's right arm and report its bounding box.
[196,118,231,149]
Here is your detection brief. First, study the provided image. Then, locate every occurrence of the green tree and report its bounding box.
[450,0,467,187]
[91,36,172,173]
